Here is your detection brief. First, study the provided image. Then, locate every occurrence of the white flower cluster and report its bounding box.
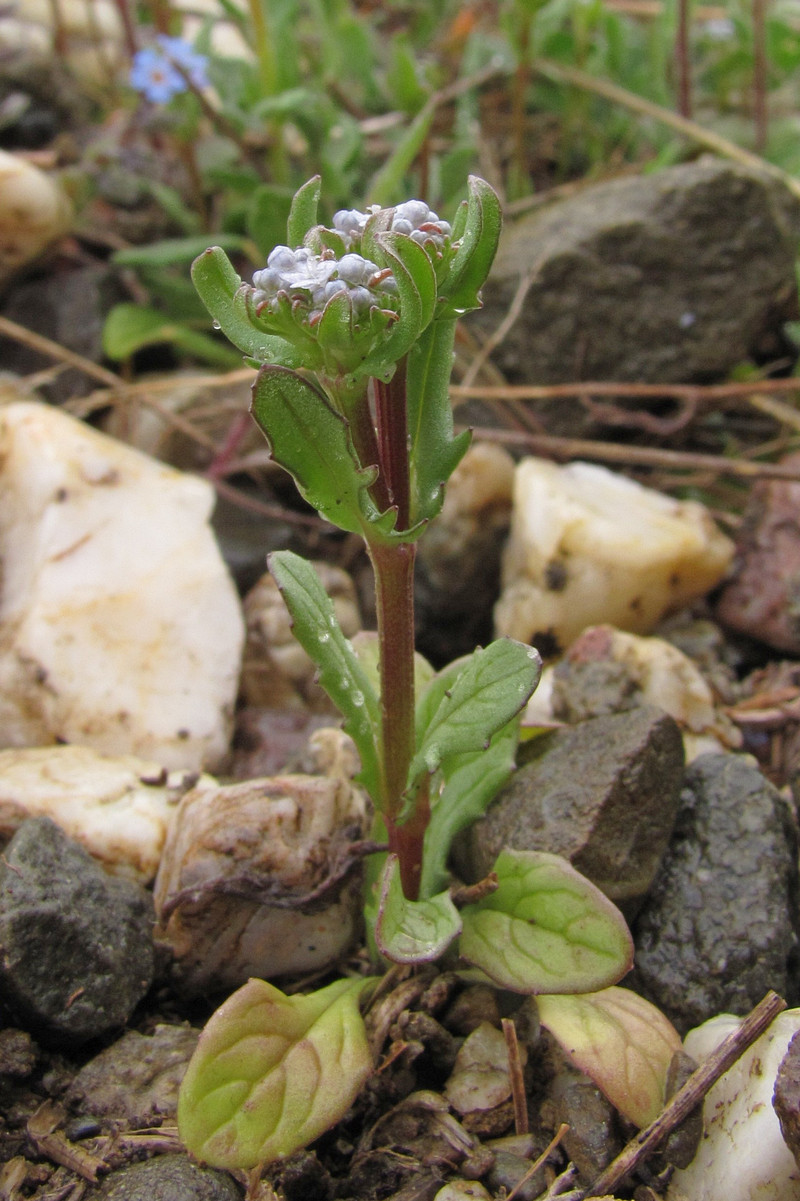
[251,245,398,321]
[333,200,452,250]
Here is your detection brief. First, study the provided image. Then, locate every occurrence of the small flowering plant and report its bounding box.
[177,177,637,1170]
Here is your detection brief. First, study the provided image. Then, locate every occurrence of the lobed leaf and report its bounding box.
[360,232,437,379]
[375,854,462,963]
[408,640,541,791]
[536,988,682,1128]
[191,246,297,364]
[458,849,633,994]
[268,550,382,801]
[251,365,397,538]
[439,175,502,318]
[178,976,375,1169]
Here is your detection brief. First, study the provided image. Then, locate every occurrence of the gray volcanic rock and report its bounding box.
[455,705,685,911]
[632,752,799,1032]
[99,1154,240,1201]
[469,158,800,407]
[0,817,154,1044]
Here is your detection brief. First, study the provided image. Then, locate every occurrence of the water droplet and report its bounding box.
[318,632,330,643]
[352,690,365,707]
[526,647,539,661]
[424,745,439,772]
[212,320,221,330]
[340,676,350,689]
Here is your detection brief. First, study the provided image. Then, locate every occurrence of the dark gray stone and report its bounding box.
[66,1024,199,1127]
[468,158,800,423]
[632,753,799,1033]
[0,817,155,1045]
[455,705,685,911]
[99,1154,240,1201]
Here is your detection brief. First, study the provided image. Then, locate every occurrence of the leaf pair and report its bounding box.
[374,847,633,1000]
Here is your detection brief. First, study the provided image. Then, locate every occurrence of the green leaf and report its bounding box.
[458,849,634,994]
[113,233,249,267]
[366,101,436,208]
[360,231,437,378]
[287,175,322,246]
[178,976,375,1169]
[408,640,541,791]
[102,304,241,369]
[251,365,396,537]
[406,318,472,526]
[268,550,382,801]
[419,720,518,900]
[375,854,462,963]
[536,988,682,1127]
[439,175,502,318]
[247,183,295,258]
[191,246,296,363]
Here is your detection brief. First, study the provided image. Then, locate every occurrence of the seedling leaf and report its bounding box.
[178,976,375,1168]
[375,854,462,962]
[459,849,633,994]
[536,988,682,1128]
[268,550,381,799]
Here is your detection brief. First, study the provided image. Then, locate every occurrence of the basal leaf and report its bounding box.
[287,174,321,246]
[251,365,397,538]
[406,319,472,526]
[536,988,682,1128]
[459,849,633,994]
[268,550,382,800]
[419,720,518,900]
[102,304,242,369]
[178,976,375,1169]
[408,640,541,790]
[375,854,462,963]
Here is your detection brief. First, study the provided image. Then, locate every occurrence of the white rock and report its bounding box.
[0,745,210,883]
[0,403,244,771]
[1,0,126,84]
[0,150,71,287]
[495,459,734,653]
[667,1011,800,1201]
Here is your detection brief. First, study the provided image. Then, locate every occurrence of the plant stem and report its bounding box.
[370,538,418,896]
[374,360,410,530]
[370,358,420,899]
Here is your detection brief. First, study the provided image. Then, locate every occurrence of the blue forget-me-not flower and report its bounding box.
[130,35,209,104]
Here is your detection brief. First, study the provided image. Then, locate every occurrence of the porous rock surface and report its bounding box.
[456,704,684,910]
[0,816,154,1044]
[632,752,799,1032]
[98,1154,240,1201]
[471,157,800,397]
[66,1025,199,1128]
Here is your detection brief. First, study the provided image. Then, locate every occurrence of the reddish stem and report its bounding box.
[368,357,422,899]
[374,360,410,531]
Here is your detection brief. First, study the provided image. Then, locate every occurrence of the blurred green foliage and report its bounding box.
[105,0,800,366]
